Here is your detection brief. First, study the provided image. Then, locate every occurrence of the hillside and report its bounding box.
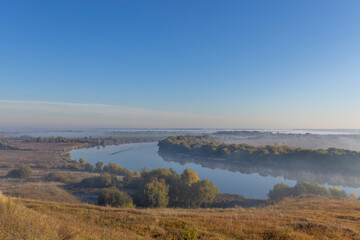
[1,193,360,239]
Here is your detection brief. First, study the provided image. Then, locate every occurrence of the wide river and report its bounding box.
[70,142,360,199]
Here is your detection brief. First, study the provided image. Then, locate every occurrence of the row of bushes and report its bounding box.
[0,140,19,150]
[34,136,159,146]
[76,159,138,177]
[267,182,355,201]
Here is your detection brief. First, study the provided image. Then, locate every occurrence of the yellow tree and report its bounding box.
[181,168,200,186]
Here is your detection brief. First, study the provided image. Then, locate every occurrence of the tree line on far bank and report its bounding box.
[267,182,358,201]
[158,135,360,162]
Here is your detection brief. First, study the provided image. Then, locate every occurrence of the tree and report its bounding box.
[330,186,347,198]
[85,162,95,171]
[95,161,104,172]
[36,136,44,143]
[188,179,218,208]
[79,173,116,188]
[79,158,85,169]
[181,168,199,186]
[293,182,330,197]
[267,183,292,201]
[140,179,169,208]
[349,192,359,200]
[97,188,134,208]
[6,165,33,179]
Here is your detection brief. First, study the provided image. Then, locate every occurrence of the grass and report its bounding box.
[0,192,77,240]
[1,195,358,239]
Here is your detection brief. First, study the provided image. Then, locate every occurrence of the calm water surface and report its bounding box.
[70,142,360,199]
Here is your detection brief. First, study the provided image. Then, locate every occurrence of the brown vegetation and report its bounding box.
[1,195,359,239]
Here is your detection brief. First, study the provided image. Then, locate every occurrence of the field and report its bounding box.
[2,193,360,239]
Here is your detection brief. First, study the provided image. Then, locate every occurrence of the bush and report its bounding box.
[95,161,104,172]
[330,186,347,198]
[138,179,169,208]
[103,162,132,176]
[268,182,348,201]
[84,162,94,171]
[97,188,134,208]
[44,172,71,183]
[6,165,32,178]
[79,173,117,188]
[268,183,292,201]
[293,182,330,197]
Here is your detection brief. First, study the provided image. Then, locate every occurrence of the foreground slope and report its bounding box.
[2,194,360,240]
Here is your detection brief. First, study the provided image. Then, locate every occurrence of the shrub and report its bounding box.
[84,162,95,171]
[6,165,32,178]
[103,162,131,176]
[330,186,347,198]
[268,183,292,201]
[97,188,134,208]
[293,182,330,197]
[181,223,198,240]
[79,173,117,188]
[95,161,104,172]
[79,158,85,169]
[44,172,71,183]
[349,192,359,200]
[268,182,348,202]
[139,179,169,208]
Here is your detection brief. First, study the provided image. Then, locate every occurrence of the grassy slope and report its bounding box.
[3,195,359,240]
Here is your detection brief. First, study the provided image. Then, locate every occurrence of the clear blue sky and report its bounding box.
[1,1,360,128]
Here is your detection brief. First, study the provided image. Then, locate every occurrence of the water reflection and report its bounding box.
[159,151,360,189]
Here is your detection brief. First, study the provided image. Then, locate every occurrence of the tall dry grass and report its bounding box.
[0,192,77,240]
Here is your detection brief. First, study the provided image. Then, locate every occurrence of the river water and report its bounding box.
[70,142,360,199]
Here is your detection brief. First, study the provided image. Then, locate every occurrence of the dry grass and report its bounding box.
[0,140,100,201]
[0,140,86,167]
[0,192,78,240]
[3,195,358,240]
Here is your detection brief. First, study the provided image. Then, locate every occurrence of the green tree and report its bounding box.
[267,183,292,201]
[330,186,347,198]
[6,165,33,179]
[95,161,104,172]
[188,179,218,208]
[140,179,169,208]
[97,188,134,208]
[85,162,95,171]
[293,182,330,197]
[79,158,85,169]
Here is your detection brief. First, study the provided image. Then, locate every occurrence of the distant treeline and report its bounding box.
[267,182,357,201]
[0,140,19,150]
[28,136,160,146]
[213,130,313,138]
[158,135,360,160]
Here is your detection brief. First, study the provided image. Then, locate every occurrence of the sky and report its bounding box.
[1,1,360,129]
